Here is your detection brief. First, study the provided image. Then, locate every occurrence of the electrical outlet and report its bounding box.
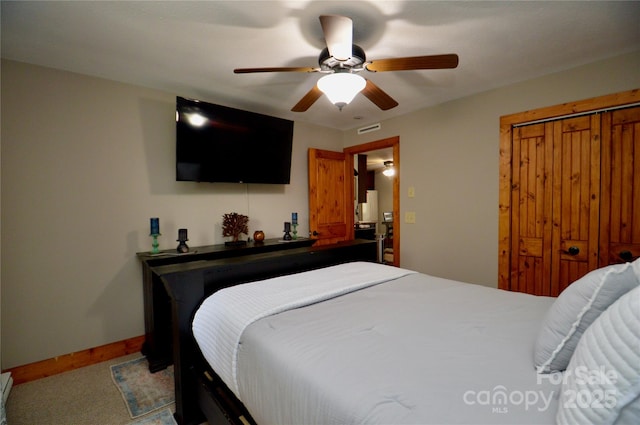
[408,186,415,198]
[405,211,416,223]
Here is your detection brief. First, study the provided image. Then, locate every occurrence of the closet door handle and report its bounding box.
[619,250,633,262]
[564,246,580,256]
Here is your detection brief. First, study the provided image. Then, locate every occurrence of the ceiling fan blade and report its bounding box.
[234,66,318,74]
[291,85,323,112]
[361,79,399,111]
[319,15,352,61]
[366,54,459,72]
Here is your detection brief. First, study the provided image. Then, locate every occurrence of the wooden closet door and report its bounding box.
[551,115,601,295]
[510,123,554,295]
[600,106,640,265]
[499,90,640,296]
[510,116,601,296]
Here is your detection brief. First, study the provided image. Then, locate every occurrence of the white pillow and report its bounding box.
[534,260,639,373]
[556,286,640,425]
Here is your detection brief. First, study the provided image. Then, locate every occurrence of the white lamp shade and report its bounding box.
[317,73,366,108]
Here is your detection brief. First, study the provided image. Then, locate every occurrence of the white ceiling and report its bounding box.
[2,1,639,131]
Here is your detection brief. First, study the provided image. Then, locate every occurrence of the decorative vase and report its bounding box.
[253,230,265,242]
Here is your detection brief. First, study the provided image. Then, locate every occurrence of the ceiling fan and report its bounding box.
[234,15,459,112]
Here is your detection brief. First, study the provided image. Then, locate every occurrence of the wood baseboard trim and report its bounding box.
[2,335,145,385]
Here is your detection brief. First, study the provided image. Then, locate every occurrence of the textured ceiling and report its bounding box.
[2,1,639,130]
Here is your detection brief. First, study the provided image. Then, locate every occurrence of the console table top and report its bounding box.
[136,237,313,262]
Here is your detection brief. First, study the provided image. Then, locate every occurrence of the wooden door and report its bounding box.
[308,148,350,246]
[600,106,640,265]
[509,122,554,295]
[551,115,601,295]
[499,90,640,295]
[509,115,601,296]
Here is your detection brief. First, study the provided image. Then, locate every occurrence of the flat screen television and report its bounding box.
[176,96,294,184]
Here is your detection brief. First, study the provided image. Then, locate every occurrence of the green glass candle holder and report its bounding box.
[150,233,161,254]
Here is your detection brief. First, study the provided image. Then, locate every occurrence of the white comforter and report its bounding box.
[193,262,558,424]
[192,261,416,397]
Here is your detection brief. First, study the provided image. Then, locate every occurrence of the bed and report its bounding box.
[188,258,640,425]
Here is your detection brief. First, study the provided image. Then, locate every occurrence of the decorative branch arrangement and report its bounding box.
[222,212,249,243]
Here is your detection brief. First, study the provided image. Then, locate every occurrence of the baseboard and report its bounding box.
[2,335,145,385]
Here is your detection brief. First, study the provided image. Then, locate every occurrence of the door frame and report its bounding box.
[344,136,400,266]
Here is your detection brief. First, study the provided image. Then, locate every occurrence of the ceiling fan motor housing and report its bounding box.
[319,44,366,72]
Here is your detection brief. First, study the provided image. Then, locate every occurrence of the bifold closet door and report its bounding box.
[600,106,640,266]
[510,115,601,296]
[500,91,640,297]
[550,115,601,295]
[509,122,554,296]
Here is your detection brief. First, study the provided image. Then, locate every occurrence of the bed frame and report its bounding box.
[155,239,377,425]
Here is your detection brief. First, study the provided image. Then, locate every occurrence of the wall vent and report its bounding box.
[357,123,381,135]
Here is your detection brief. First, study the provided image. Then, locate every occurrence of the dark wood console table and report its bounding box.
[136,238,315,372]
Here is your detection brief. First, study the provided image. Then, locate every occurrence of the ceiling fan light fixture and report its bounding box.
[317,73,366,110]
[234,15,457,113]
[382,160,395,177]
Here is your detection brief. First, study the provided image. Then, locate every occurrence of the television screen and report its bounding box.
[176,96,294,184]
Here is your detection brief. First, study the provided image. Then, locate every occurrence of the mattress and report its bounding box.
[193,262,559,424]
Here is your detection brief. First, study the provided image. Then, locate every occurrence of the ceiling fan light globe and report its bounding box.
[317,73,366,109]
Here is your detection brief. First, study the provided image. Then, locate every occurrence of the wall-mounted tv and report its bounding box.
[176,96,294,184]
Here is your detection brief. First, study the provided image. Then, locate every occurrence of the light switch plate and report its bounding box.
[405,212,416,223]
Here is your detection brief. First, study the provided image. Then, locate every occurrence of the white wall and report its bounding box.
[0,60,343,369]
[344,51,640,287]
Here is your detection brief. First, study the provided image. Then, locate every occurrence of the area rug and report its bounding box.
[129,408,177,425]
[111,357,175,418]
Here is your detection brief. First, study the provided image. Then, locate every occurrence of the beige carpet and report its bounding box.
[5,353,180,425]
